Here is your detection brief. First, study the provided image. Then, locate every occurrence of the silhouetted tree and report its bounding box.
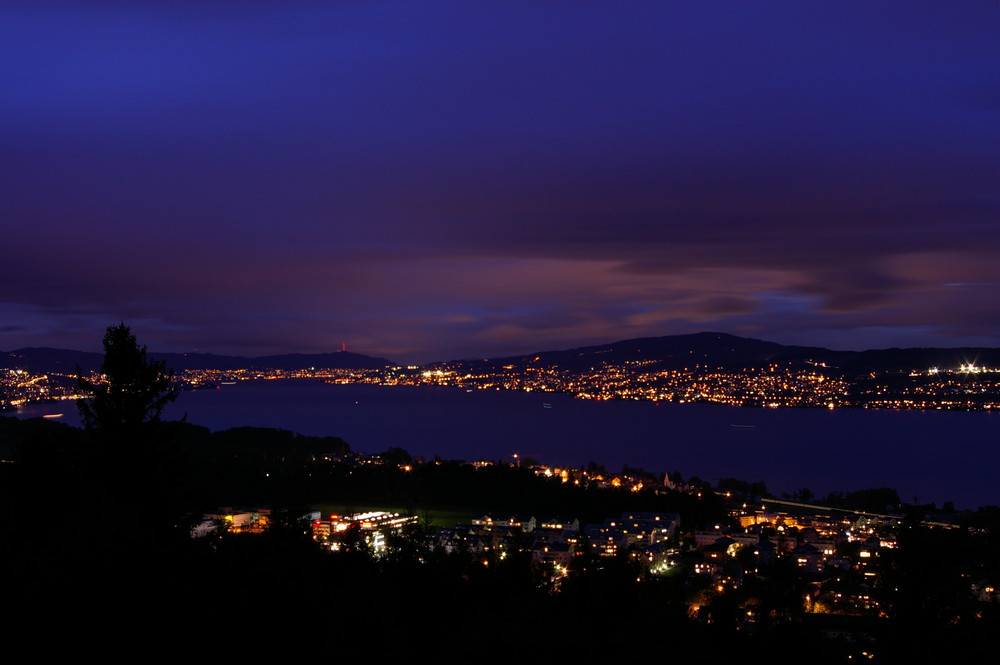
[379,446,412,466]
[77,322,177,439]
[74,323,186,549]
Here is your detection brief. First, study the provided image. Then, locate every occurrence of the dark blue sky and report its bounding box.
[3,2,1000,363]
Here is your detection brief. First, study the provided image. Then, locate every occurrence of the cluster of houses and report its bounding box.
[296,507,681,576]
[191,507,272,537]
[420,511,678,576]
[689,507,902,616]
[309,510,418,551]
[193,499,996,622]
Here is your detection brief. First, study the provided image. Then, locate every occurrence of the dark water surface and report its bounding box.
[16,379,1000,509]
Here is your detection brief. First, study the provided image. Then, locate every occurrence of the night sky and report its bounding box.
[4,2,1000,364]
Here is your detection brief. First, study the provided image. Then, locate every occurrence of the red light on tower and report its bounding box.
[341,342,347,352]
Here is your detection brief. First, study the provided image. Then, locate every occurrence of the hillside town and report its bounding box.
[188,448,994,644]
[6,354,1000,413]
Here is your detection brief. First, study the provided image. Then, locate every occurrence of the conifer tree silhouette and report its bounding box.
[77,322,177,439]
[75,323,183,549]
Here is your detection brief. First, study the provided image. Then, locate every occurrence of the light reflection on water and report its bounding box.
[13,379,999,509]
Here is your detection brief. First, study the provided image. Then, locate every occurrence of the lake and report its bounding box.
[15,379,1000,510]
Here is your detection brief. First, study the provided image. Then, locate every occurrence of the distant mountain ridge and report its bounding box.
[443,332,1000,376]
[0,347,396,373]
[5,331,1000,377]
